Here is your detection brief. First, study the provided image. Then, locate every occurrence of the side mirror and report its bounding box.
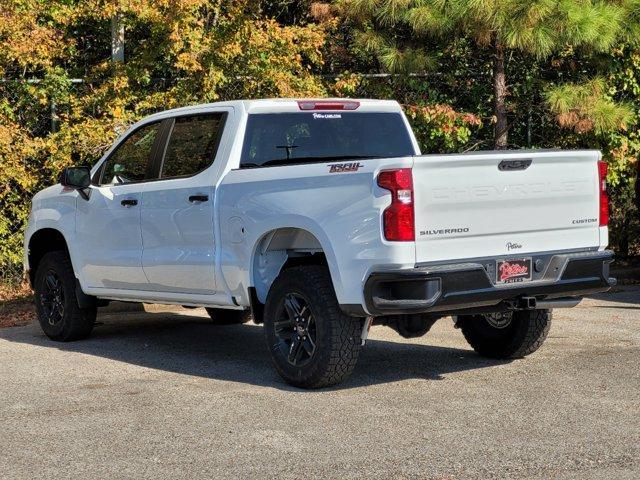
[60,166,92,200]
[60,166,91,189]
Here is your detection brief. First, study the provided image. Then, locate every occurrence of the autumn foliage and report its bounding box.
[0,0,639,281]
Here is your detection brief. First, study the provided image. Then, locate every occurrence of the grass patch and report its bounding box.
[0,281,35,328]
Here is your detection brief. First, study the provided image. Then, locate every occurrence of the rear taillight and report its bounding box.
[377,168,415,241]
[598,160,609,227]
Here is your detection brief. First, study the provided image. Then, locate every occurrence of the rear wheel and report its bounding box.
[204,308,250,325]
[264,265,363,388]
[34,251,96,341]
[456,309,551,359]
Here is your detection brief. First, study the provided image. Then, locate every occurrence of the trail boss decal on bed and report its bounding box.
[496,259,532,284]
[328,162,364,173]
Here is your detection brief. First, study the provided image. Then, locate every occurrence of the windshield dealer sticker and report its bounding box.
[313,113,342,119]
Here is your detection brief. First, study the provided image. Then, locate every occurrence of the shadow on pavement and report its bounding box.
[0,311,508,391]
[587,285,640,306]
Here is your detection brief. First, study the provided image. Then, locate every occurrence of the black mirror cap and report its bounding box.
[60,166,91,189]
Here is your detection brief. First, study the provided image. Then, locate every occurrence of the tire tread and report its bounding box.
[35,251,96,342]
[264,265,362,388]
[459,309,551,359]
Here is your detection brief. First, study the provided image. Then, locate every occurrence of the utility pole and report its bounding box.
[111,14,124,62]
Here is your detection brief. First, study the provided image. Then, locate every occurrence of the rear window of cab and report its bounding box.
[240,112,415,168]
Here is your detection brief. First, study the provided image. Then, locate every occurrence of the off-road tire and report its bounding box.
[457,309,551,359]
[34,251,96,341]
[264,265,363,388]
[205,308,251,325]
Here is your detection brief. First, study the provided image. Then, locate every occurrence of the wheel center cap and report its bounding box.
[296,325,306,336]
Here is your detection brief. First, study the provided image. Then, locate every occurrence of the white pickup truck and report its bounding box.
[24,98,615,387]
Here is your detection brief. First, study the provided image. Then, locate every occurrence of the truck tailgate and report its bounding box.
[412,150,603,264]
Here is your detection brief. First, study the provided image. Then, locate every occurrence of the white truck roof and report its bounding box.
[141,98,403,123]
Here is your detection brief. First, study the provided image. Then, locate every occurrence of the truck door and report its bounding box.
[75,120,162,290]
[140,111,229,294]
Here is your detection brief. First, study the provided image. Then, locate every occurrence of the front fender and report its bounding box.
[24,186,80,282]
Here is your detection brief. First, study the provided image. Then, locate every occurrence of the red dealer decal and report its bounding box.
[497,260,531,283]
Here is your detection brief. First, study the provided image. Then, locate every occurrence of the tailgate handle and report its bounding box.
[498,159,532,171]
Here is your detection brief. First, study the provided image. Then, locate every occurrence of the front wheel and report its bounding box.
[263,265,363,388]
[34,251,96,341]
[456,309,551,359]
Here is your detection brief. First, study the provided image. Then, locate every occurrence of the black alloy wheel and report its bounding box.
[263,265,363,388]
[40,270,65,327]
[34,250,96,341]
[274,293,317,366]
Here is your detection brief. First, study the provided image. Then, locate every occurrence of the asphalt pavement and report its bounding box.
[1,288,638,479]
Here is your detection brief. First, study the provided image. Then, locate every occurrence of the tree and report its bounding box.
[0,0,329,280]
[339,0,637,148]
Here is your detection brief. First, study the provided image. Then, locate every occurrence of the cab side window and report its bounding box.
[100,122,160,186]
[160,113,226,179]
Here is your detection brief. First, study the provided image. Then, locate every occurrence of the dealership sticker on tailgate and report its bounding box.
[496,258,532,284]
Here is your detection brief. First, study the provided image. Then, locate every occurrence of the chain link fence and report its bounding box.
[0,265,23,286]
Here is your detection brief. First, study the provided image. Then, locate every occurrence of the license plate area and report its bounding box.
[496,258,532,284]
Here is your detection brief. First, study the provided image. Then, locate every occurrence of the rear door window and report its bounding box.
[160,113,226,179]
[240,112,415,168]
